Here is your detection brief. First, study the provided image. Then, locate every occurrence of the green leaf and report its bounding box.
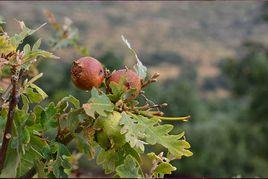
[59,110,80,133]
[33,105,44,124]
[22,127,31,144]
[0,87,4,93]
[25,87,43,103]
[17,141,45,177]
[115,155,142,178]
[14,109,30,125]
[0,35,16,55]
[74,134,95,159]
[23,49,59,62]
[94,111,125,149]
[96,149,118,174]
[0,149,20,178]
[10,22,46,48]
[44,142,72,178]
[107,76,137,102]
[147,152,162,163]
[32,38,41,51]
[96,143,142,175]
[83,87,114,118]
[120,112,146,152]
[154,162,176,175]
[107,81,126,102]
[34,160,47,178]
[57,142,71,156]
[39,102,57,131]
[121,112,193,159]
[57,95,80,109]
[21,94,29,112]
[23,44,31,55]
[29,83,48,100]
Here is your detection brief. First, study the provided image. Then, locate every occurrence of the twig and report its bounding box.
[141,72,160,89]
[0,67,22,172]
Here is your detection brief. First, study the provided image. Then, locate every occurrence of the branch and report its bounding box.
[0,68,22,172]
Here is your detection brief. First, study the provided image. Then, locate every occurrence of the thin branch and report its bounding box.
[0,67,22,172]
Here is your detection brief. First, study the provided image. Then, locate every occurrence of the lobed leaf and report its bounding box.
[96,148,118,174]
[96,143,141,175]
[56,95,80,109]
[107,81,126,102]
[120,112,193,159]
[154,162,176,175]
[120,112,147,152]
[115,155,142,178]
[83,88,114,119]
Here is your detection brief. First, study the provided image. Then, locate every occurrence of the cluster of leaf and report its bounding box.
[80,83,192,178]
[44,10,89,56]
[78,36,192,177]
[0,19,192,178]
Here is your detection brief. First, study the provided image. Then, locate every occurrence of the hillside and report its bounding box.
[0,1,267,96]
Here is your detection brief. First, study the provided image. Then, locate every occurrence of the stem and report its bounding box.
[0,67,21,172]
[157,115,191,121]
[132,110,191,122]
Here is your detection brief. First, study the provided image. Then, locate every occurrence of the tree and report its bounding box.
[0,15,193,178]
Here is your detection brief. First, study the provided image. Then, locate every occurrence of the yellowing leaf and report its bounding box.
[154,162,176,175]
[0,35,16,55]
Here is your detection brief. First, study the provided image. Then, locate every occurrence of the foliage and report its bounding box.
[0,17,192,178]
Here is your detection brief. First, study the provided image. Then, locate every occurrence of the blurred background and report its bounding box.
[1,1,268,177]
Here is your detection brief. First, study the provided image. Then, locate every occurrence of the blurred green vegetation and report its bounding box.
[35,39,268,177]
